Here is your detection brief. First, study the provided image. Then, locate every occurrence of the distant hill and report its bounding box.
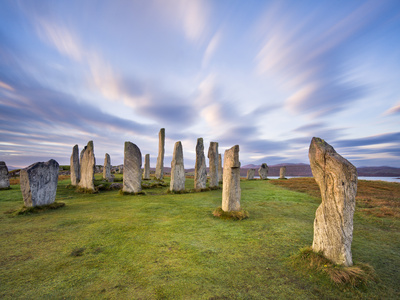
[240,164,400,177]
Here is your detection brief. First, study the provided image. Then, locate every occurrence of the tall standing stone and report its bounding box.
[258,163,269,179]
[218,154,223,183]
[279,166,286,179]
[246,169,255,180]
[123,142,142,193]
[222,145,241,212]
[155,128,165,180]
[194,138,207,190]
[79,141,95,191]
[208,142,219,188]
[143,154,150,180]
[0,161,10,190]
[309,137,358,266]
[103,153,112,181]
[70,145,80,185]
[170,141,185,192]
[20,159,59,207]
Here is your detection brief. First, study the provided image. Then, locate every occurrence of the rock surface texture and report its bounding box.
[246,169,255,180]
[143,154,150,180]
[155,128,165,180]
[218,154,223,183]
[208,142,219,188]
[170,141,185,192]
[194,138,207,190]
[222,145,241,211]
[103,153,112,181]
[123,142,142,194]
[70,145,80,185]
[279,166,286,179]
[79,141,95,191]
[0,161,10,189]
[20,159,59,207]
[309,137,358,267]
[258,163,269,179]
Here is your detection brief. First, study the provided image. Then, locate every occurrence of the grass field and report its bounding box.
[0,175,399,299]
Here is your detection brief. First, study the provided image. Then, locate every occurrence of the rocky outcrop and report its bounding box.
[143,154,150,180]
[20,159,59,207]
[208,142,219,188]
[279,166,286,179]
[155,128,165,180]
[0,161,10,190]
[70,145,80,185]
[170,141,185,192]
[309,137,358,266]
[79,141,95,191]
[123,142,142,194]
[258,163,269,179]
[246,169,255,180]
[218,154,223,183]
[222,145,241,211]
[103,153,113,182]
[194,138,207,190]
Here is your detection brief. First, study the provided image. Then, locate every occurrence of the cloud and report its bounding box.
[254,1,389,118]
[383,102,400,116]
[202,30,222,67]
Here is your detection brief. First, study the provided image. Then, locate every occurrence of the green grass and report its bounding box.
[0,175,399,299]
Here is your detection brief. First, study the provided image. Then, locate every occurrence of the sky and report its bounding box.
[0,0,400,169]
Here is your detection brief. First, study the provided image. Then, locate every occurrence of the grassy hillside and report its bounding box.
[0,176,399,299]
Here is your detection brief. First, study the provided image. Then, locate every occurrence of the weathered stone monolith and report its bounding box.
[103,153,113,182]
[222,145,241,211]
[0,161,10,190]
[309,137,358,266]
[246,169,255,180]
[79,141,95,191]
[258,163,269,179]
[218,154,223,183]
[194,138,207,190]
[143,154,150,180]
[20,159,59,207]
[208,142,219,188]
[279,166,286,179]
[70,145,80,185]
[123,142,142,194]
[155,128,165,180]
[170,141,185,192]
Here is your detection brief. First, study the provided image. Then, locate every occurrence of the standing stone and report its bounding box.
[170,141,185,192]
[218,154,223,183]
[103,153,113,181]
[79,141,95,191]
[194,138,207,190]
[208,142,219,188]
[279,166,286,179]
[222,145,241,212]
[258,163,269,179]
[246,169,255,180]
[123,142,142,194]
[309,137,357,266]
[143,154,150,180]
[155,128,165,180]
[0,161,10,190]
[70,145,80,185]
[20,159,59,207]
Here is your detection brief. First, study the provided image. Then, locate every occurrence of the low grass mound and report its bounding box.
[212,207,249,220]
[291,247,376,287]
[6,202,66,216]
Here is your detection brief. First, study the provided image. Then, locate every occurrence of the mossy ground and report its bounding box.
[0,175,399,299]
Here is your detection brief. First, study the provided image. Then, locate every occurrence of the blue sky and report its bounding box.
[0,0,399,168]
